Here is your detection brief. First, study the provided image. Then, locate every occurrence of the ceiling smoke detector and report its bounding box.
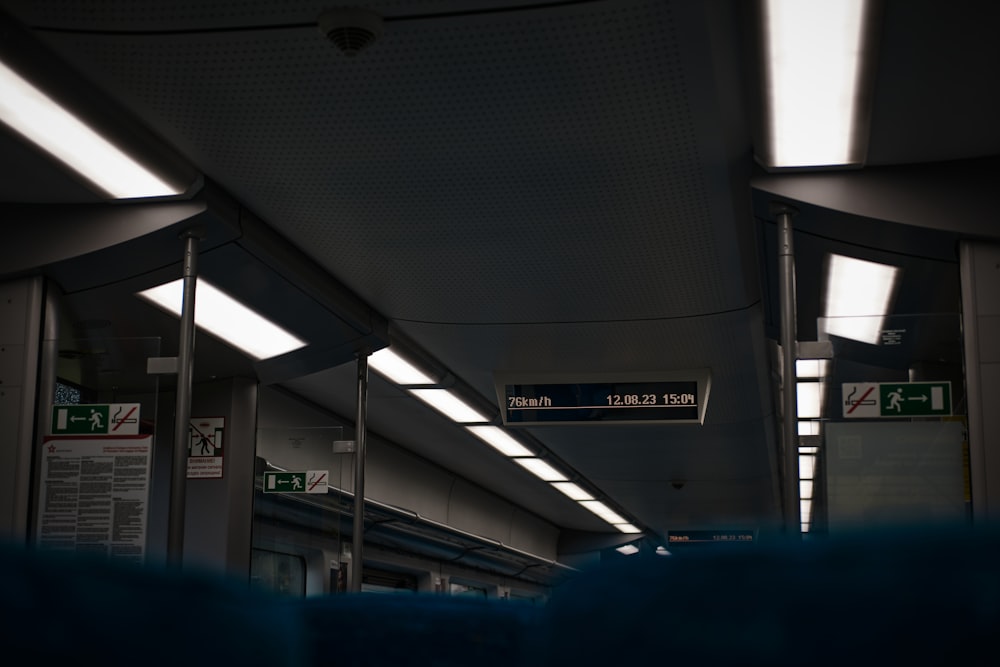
[317,8,384,57]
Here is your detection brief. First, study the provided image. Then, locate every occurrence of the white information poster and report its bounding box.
[187,416,225,479]
[825,421,966,532]
[36,435,153,564]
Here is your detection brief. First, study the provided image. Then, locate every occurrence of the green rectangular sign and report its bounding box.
[842,381,951,418]
[878,382,951,417]
[50,403,140,435]
[263,470,328,494]
[264,472,305,493]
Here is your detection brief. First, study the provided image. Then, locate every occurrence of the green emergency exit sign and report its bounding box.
[263,470,328,494]
[50,403,140,435]
[842,382,951,418]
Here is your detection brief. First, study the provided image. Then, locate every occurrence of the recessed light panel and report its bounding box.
[466,426,532,457]
[614,523,643,534]
[513,458,567,482]
[0,60,183,198]
[759,0,877,168]
[408,389,491,423]
[822,254,900,344]
[579,500,627,525]
[369,348,436,385]
[137,278,306,360]
[550,482,593,501]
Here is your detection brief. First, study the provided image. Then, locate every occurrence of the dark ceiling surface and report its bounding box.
[1,0,998,545]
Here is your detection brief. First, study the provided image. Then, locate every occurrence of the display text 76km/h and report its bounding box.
[503,380,705,425]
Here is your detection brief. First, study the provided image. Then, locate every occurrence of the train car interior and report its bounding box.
[2,2,1000,656]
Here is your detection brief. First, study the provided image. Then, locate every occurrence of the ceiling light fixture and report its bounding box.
[0,60,186,199]
[579,500,627,525]
[465,426,532,457]
[798,420,820,436]
[800,499,813,524]
[550,481,594,501]
[513,458,568,482]
[614,523,643,534]
[795,359,828,379]
[408,389,491,423]
[796,382,823,419]
[799,454,816,480]
[821,253,901,344]
[369,348,436,385]
[615,544,640,555]
[755,0,882,169]
[137,278,306,360]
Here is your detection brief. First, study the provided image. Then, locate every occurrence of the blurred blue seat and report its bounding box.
[5,523,999,666]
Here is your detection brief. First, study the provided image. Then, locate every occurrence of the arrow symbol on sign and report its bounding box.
[907,395,928,402]
[70,416,87,422]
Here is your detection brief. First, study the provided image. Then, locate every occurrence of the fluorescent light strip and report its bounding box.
[363,331,642,535]
[762,0,869,167]
[473,435,639,533]
[466,426,532,457]
[369,348,436,385]
[408,389,491,423]
[796,382,823,419]
[799,454,816,480]
[579,500,627,525]
[0,60,182,198]
[822,254,900,344]
[550,481,593,501]
[800,499,813,524]
[798,420,820,436]
[614,523,642,534]
[800,480,814,499]
[137,279,306,360]
[513,458,567,482]
[796,359,828,379]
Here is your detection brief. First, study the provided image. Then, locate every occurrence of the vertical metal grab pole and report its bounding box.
[775,204,800,537]
[350,351,369,592]
[167,230,201,565]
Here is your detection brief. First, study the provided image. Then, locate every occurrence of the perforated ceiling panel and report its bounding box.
[4,0,552,30]
[1,0,782,537]
[25,0,731,324]
[401,306,772,426]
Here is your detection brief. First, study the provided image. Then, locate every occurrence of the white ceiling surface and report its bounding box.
[24,0,1000,538]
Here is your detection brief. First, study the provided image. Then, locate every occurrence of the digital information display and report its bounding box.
[666,530,756,545]
[499,375,709,425]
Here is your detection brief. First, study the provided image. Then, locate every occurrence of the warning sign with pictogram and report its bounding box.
[50,403,140,435]
[263,470,328,494]
[842,382,951,418]
[188,417,225,479]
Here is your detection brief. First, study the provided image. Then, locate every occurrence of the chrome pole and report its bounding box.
[167,230,201,565]
[350,351,369,591]
[775,204,800,537]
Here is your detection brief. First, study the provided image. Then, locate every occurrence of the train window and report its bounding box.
[361,567,418,594]
[250,548,306,596]
[54,379,83,405]
[509,590,546,605]
[449,582,487,598]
